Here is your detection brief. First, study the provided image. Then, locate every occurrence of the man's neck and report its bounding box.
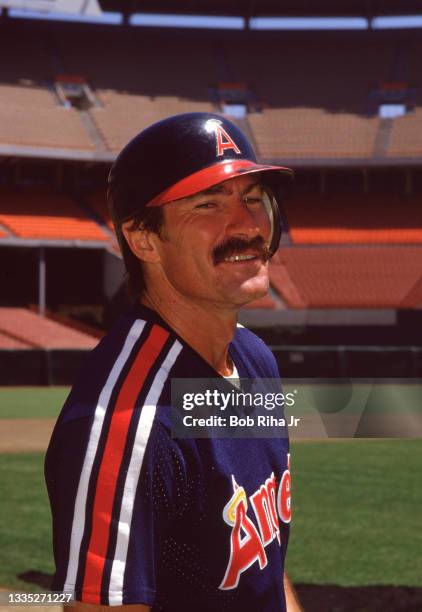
[140,291,237,376]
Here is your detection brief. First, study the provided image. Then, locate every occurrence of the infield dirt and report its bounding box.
[0,420,55,452]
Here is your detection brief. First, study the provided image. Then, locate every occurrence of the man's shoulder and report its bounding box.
[57,305,182,426]
[84,303,180,375]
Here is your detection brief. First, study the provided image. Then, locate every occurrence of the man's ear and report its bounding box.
[121,221,161,264]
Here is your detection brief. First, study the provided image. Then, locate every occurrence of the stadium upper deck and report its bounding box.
[0,17,421,164]
[0,14,421,321]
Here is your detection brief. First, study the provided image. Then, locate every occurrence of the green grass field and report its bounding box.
[0,387,69,419]
[288,439,422,587]
[0,387,421,592]
[0,453,54,591]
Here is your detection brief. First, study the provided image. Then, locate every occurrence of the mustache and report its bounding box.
[212,236,270,265]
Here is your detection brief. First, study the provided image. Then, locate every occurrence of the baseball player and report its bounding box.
[45,113,302,612]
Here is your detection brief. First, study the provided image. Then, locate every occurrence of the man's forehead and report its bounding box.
[190,174,262,199]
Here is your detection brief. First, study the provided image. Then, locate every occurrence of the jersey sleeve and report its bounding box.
[46,416,187,607]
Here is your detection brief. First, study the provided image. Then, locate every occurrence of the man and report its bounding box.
[45,113,302,612]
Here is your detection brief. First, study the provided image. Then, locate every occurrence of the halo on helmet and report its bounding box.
[146,159,293,208]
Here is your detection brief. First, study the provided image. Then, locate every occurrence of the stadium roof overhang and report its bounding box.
[0,144,114,164]
[98,0,422,18]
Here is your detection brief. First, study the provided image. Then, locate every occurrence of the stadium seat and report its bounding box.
[0,308,98,349]
[0,188,109,241]
[388,109,422,158]
[91,92,214,152]
[270,246,422,308]
[0,84,95,151]
[284,194,422,244]
[249,109,379,159]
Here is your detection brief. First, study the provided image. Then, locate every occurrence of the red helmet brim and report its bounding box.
[146,159,293,207]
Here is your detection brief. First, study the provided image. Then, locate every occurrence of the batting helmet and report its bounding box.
[108,112,293,258]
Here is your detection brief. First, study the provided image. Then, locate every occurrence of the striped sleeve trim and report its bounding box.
[63,318,182,605]
[108,339,183,605]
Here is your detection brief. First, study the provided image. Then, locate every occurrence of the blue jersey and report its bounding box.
[45,304,291,611]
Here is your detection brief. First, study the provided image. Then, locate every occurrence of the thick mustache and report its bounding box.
[213,236,270,265]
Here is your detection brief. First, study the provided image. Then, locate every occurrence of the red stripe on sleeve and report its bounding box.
[81,324,169,603]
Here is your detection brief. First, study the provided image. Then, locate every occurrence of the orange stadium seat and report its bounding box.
[284,194,422,244]
[0,308,98,349]
[270,246,422,308]
[0,188,109,241]
[0,329,31,349]
[401,276,422,308]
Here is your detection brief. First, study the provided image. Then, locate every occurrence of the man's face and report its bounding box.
[150,174,272,309]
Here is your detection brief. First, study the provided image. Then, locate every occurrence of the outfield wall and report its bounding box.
[1,345,421,385]
[0,349,89,385]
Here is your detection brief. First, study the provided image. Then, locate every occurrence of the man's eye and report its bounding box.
[195,202,217,209]
[245,197,264,206]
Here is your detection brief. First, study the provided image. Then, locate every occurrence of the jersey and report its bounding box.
[45,304,291,612]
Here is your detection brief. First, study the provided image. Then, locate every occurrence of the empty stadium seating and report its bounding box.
[270,246,422,308]
[0,17,421,319]
[0,84,94,151]
[401,276,422,308]
[388,108,422,157]
[0,307,98,349]
[0,188,109,241]
[49,24,217,150]
[0,329,29,349]
[91,93,214,152]
[0,20,421,159]
[249,109,380,159]
[284,194,422,243]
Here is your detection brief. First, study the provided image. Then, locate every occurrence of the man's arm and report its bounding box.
[284,572,303,612]
[73,603,150,612]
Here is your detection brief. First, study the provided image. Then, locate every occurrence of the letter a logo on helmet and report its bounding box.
[205,119,242,157]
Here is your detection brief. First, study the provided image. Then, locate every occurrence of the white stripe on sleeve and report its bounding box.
[108,339,183,605]
[64,319,146,594]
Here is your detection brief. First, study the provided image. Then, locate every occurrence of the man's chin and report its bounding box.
[225,278,270,308]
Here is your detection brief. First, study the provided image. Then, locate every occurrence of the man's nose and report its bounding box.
[226,199,261,239]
